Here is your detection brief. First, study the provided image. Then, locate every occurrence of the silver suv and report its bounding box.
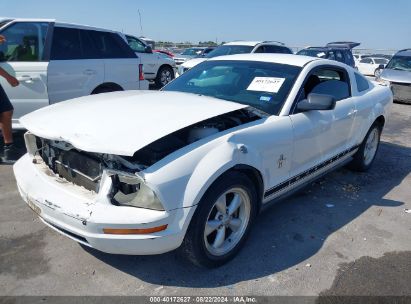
[177,41,293,76]
[378,49,411,104]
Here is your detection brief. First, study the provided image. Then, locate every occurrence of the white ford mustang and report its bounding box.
[14,54,392,267]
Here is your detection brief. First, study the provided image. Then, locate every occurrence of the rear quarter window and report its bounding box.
[355,72,370,92]
[88,31,136,59]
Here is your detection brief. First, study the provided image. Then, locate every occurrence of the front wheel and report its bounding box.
[180,172,258,268]
[349,123,382,172]
[374,68,382,78]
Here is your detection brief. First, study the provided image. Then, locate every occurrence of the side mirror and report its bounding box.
[144,45,153,54]
[378,64,385,70]
[297,93,336,112]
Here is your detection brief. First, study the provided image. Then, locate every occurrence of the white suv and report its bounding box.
[126,34,177,88]
[0,19,149,129]
[177,41,293,76]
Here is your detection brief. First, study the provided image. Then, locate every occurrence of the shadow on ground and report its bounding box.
[79,141,410,288]
[318,251,411,298]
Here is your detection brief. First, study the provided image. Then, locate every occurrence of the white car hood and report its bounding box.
[21,90,247,156]
[182,58,207,69]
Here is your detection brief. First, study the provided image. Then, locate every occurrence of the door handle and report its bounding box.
[17,75,38,83]
[83,69,96,75]
[348,109,358,116]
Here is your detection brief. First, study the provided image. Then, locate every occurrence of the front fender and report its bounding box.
[183,139,264,209]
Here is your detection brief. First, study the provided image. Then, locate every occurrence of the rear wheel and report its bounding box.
[155,66,174,88]
[349,123,382,172]
[92,85,123,95]
[181,172,258,268]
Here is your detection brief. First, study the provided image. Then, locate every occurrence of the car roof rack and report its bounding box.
[398,48,411,53]
[326,42,361,49]
[261,41,285,46]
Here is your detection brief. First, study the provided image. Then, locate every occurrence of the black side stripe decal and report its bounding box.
[264,145,360,199]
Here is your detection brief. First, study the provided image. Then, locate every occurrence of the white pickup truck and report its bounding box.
[126,34,177,88]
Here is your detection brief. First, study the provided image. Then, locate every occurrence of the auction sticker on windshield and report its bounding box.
[247,77,285,93]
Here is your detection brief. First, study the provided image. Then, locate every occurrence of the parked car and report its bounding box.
[153,49,175,58]
[126,35,177,87]
[14,54,392,267]
[357,57,389,77]
[378,49,411,104]
[177,41,293,76]
[297,42,359,68]
[0,18,148,129]
[353,54,370,63]
[173,47,209,65]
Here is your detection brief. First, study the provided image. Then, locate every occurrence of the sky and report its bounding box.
[1,0,410,50]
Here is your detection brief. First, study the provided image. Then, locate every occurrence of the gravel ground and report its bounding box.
[0,103,410,297]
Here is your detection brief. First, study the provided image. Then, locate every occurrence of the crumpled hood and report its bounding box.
[380,69,411,83]
[21,91,247,156]
[182,58,207,69]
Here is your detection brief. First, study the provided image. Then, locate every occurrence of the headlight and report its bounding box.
[377,77,390,86]
[178,65,185,75]
[108,171,164,211]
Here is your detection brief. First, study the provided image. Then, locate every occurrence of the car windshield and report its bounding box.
[163,60,301,115]
[181,48,203,56]
[205,45,254,58]
[374,58,388,64]
[297,49,327,58]
[385,55,411,72]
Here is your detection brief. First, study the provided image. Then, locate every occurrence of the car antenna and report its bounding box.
[138,9,144,36]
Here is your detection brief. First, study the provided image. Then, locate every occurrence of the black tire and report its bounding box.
[348,123,382,172]
[155,66,174,88]
[92,85,122,95]
[374,68,381,78]
[180,171,258,268]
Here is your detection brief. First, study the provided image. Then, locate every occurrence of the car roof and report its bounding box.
[0,18,118,33]
[223,41,262,46]
[369,57,388,60]
[223,40,286,47]
[208,53,321,67]
[396,49,411,56]
[0,17,55,23]
[305,46,351,52]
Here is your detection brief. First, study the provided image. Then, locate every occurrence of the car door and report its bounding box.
[89,30,141,90]
[0,21,51,128]
[289,66,356,177]
[126,35,158,79]
[47,26,104,104]
[358,58,373,75]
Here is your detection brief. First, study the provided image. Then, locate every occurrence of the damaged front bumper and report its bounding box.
[13,154,194,255]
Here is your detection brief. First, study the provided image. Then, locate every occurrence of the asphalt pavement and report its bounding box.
[0,103,410,297]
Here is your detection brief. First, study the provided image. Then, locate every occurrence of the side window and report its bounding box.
[345,51,354,66]
[262,45,280,53]
[355,73,370,92]
[253,46,265,53]
[50,27,82,60]
[254,45,292,54]
[335,51,345,63]
[360,58,372,64]
[88,31,136,59]
[302,67,351,102]
[127,36,146,53]
[79,29,101,59]
[0,22,49,62]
